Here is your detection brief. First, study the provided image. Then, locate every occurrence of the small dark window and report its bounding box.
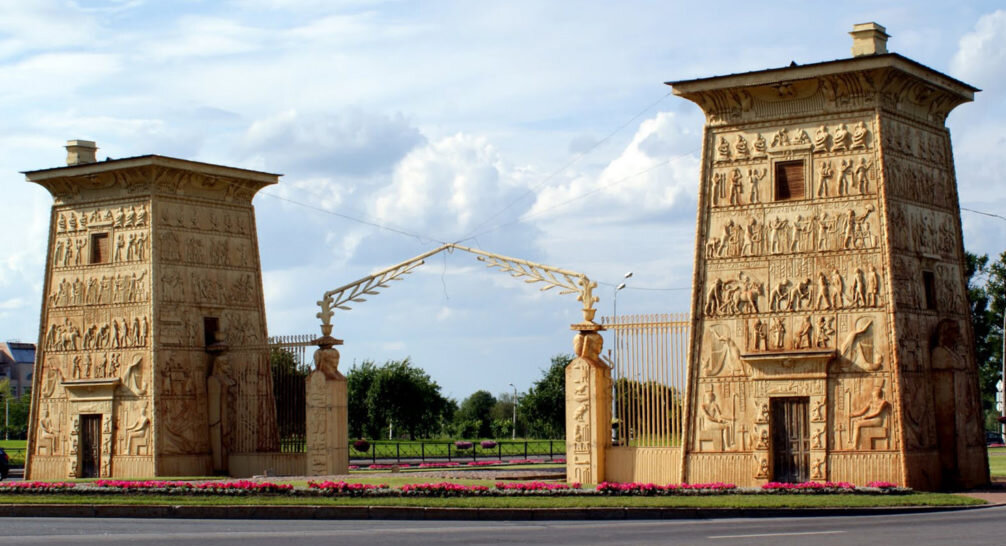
[89,233,109,264]
[204,316,220,347]
[775,160,806,201]
[922,271,937,310]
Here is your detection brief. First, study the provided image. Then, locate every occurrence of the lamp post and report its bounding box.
[509,383,517,440]
[612,272,632,444]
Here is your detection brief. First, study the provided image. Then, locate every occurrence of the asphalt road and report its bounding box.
[0,506,1003,545]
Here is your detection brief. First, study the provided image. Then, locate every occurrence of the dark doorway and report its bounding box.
[771,397,810,483]
[79,414,102,478]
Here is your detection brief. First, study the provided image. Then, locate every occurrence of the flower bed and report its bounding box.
[0,481,75,492]
[0,480,913,498]
[307,481,389,496]
[92,480,294,495]
[401,482,491,497]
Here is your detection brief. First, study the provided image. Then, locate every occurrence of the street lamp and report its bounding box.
[508,383,517,440]
[612,272,632,445]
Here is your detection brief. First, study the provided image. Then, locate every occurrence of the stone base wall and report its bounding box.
[604,447,682,484]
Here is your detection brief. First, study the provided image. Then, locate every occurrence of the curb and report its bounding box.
[0,503,998,520]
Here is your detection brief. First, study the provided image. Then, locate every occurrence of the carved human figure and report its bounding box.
[837,159,854,196]
[711,172,724,206]
[866,264,880,307]
[814,272,831,310]
[833,123,850,151]
[850,267,867,307]
[795,316,813,349]
[74,239,84,265]
[769,280,790,312]
[705,279,723,316]
[748,168,766,204]
[753,133,767,154]
[814,125,830,152]
[851,121,869,150]
[729,168,743,205]
[771,128,790,147]
[752,319,768,350]
[39,406,58,454]
[812,399,826,422]
[207,354,238,473]
[735,134,750,158]
[125,405,150,455]
[700,391,733,449]
[854,158,872,193]
[717,136,731,160]
[771,317,786,349]
[755,428,769,450]
[830,269,846,309]
[812,427,825,449]
[851,384,890,449]
[817,160,834,197]
[314,346,343,380]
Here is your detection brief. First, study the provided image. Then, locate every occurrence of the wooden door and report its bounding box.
[771,397,810,483]
[79,414,102,478]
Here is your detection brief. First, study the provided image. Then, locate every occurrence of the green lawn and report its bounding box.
[352,439,565,459]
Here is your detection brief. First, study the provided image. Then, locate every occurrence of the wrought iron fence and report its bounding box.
[348,440,565,464]
[268,334,315,453]
[602,313,690,448]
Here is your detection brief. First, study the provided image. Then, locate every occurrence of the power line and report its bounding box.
[962,207,1006,223]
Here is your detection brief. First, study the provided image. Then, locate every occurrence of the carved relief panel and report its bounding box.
[829,375,898,452]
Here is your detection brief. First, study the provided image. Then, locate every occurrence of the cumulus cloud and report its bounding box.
[527,111,700,224]
[951,10,1006,85]
[371,133,526,241]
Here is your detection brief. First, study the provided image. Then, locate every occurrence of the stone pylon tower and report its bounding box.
[25,141,279,479]
[672,24,988,489]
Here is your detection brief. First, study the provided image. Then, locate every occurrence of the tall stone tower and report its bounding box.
[25,142,279,479]
[672,24,987,489]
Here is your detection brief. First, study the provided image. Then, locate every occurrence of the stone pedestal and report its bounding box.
[305,346,348,476]
[565,325,611,485]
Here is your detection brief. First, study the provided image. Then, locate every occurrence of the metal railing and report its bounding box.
[346,440,566,465]
[602,313,690,448]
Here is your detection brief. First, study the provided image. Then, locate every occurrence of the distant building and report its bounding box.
[0,342,35,397]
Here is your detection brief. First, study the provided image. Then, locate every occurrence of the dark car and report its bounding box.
[0,448,8,480]
[987,431,1005,446]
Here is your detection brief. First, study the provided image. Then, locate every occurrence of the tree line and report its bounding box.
[346,355,571,440]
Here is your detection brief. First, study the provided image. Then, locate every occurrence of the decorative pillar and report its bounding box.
[306,325,348,476]
[566,306,611,485]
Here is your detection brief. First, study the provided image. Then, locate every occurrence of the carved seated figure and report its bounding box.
[696,391,733,451]
[851,384,890,450]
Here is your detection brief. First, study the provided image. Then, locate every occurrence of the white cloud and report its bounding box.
[951,10,1006,84]
[371,133,525,242]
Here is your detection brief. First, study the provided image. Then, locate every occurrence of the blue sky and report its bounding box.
[2,1,1005,401]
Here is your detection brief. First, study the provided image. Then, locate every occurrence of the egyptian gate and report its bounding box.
[668,23,988,490]
[24,144,279,479]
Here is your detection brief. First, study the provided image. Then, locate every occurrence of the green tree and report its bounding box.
[966,250,1006,425]
[346,360,379,438]
[347,358,453,440]
[454,390,496,438]
[518,354,571,438]
[0,379,30,439]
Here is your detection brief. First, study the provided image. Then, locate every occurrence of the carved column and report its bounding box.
[565,322,611,485]
[306,327,348,476]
